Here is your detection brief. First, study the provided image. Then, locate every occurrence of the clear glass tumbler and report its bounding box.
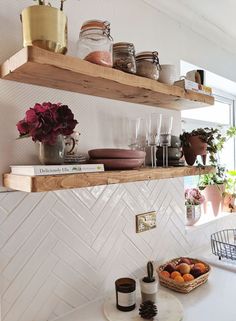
[128,118,147,151]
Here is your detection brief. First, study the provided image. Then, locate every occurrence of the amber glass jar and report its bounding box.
[115,278,136,312]
[136,51,161,80]
[113,42,136,74]
[77,20,113,67]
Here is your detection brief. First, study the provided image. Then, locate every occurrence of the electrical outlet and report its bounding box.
[136,211,156,233]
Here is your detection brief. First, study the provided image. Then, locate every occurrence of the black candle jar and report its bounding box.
[115,278,136,312]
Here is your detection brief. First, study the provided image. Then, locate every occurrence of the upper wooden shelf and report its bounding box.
[3,166,215,193]
[0,46,214,110]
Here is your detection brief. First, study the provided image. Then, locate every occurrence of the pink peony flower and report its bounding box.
[185,188,205,205]
[16,102,78,145]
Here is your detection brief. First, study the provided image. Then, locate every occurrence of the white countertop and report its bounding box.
[54,261,236,321]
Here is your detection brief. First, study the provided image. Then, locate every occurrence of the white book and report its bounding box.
[174,79,212,96]
[10,164,104,176]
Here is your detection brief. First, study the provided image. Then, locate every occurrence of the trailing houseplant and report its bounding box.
[180,126,236,166]
[195,126,236,215]
[21,0,68,53]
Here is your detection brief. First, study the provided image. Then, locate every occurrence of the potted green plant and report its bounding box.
[199,165,226,216]
[180,127,221,166]
[197,127,236,216]
[21,0,67,54]
[223,170,236,212]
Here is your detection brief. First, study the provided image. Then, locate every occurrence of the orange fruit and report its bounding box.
[174,275,185,283]
[183,273,195,282]
[171,271,181,279]
[160,271,170,278]
[194,263,206,273]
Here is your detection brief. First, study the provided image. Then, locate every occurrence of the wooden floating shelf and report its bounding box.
[3,166,215,193]
[0,46,214,110]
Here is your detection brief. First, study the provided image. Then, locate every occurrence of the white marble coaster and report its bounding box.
[103,290,183,321]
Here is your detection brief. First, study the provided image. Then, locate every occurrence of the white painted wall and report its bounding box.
[0,1,236,321]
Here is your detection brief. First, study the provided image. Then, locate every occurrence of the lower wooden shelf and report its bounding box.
[3,166,215,193]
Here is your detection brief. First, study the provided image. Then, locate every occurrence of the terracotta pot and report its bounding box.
[202,184,225,216]
[223,193,236,212]
[182,146,197,166]
[183,135,207,166]
[188,136,207,155]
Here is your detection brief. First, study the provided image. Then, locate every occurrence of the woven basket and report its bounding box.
[158,257,210,293]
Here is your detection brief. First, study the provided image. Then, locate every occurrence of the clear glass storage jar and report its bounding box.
[77,20,113,67]
[113,42,136,74]
[135,51,161,80]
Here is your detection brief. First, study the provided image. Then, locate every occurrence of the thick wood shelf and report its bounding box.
[3,166,215,193]
[0,47,214,110]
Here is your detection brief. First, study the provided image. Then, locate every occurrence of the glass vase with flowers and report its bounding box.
[185,188,205,226]
[17,102,78,165]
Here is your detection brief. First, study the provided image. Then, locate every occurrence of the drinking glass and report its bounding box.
[136,118,147,151]
[147,113,162,168]
[160,115,173,167]
[128,118,147,151]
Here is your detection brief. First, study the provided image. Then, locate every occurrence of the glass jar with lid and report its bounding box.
[77,20,113,67]
[135,51,161,80]
[113,42,136,74]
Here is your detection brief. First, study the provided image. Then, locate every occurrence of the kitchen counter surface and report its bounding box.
[54,262,236,321]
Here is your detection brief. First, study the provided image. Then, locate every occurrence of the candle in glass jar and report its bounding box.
[115,278,136,312]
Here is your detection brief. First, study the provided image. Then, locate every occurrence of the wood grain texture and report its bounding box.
[3,166,215,192]
[0,46,214,110]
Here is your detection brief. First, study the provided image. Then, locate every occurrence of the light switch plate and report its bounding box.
[136,211,156,233]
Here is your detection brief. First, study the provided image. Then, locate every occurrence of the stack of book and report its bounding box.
[174,79,212,96]
[10,164,104,176]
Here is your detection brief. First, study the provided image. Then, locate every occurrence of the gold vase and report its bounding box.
[21,5,67,54]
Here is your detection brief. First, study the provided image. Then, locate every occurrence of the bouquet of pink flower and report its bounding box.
[17,102,78,145]
[185,188,205,206]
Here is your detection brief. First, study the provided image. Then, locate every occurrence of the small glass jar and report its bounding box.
[77,20,113,67]
[136,51,161,80]
[115,278,136,312]
[113,42,136,74]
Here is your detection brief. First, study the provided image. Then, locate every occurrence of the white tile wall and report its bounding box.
[1,180,236,321]
[1,1,236,321]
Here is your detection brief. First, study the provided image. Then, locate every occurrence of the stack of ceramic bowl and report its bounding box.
[88,149,146,170]
[156,136,184,166]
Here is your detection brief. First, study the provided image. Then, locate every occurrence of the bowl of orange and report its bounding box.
[157,257,210,293]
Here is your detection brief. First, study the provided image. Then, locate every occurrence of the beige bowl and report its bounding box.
[159,64,177,85]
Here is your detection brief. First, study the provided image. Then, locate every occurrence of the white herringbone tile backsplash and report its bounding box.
[1,179,236,321]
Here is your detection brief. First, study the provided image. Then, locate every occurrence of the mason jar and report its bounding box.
[77,20,113,67]
[135,51,161,80]
[113,42,136,74]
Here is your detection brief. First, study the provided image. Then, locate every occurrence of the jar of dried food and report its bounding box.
[135,51,161,80]
[77,20,113,67]
[113,42,136,74]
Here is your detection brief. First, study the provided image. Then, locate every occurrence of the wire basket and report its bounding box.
[211,229,236,260]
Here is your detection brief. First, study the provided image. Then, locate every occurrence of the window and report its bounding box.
[180,61,236,223]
